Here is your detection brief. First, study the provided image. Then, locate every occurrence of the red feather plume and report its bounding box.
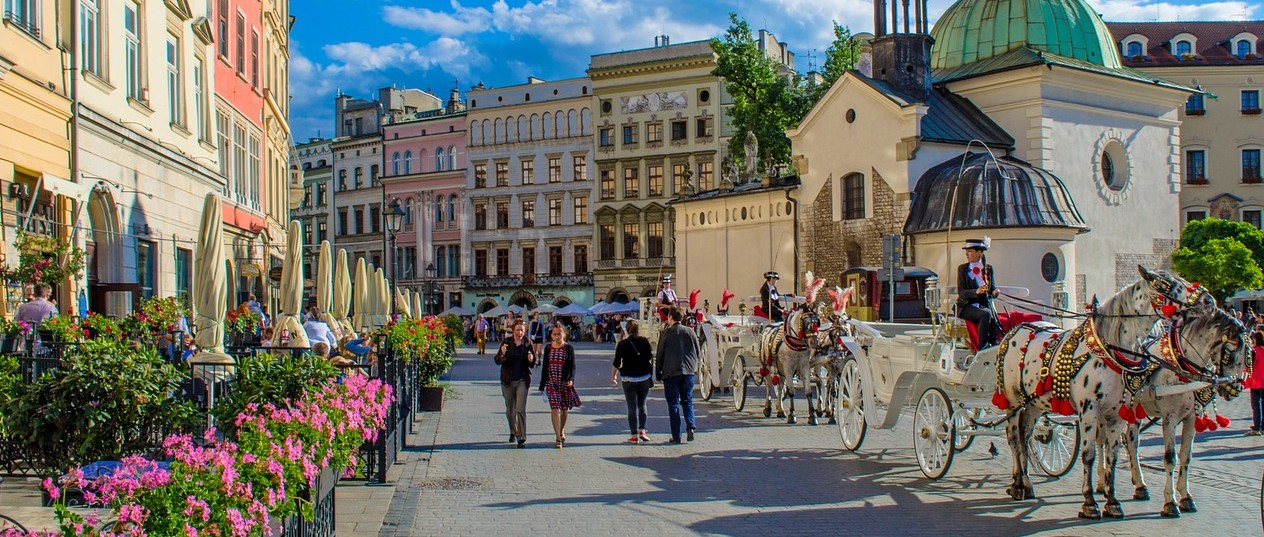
[720,289,737,309]
[689,289,700,310]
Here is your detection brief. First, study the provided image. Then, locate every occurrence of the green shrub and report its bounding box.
[211,351,338,436]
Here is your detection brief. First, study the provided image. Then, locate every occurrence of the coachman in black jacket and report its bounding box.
[957,238,1001,348]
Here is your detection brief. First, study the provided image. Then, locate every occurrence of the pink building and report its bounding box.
[382,89,467,313]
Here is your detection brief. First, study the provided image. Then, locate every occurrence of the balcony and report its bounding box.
[596,259,616,269]
[463,275,522,288]
[536,273,595,287]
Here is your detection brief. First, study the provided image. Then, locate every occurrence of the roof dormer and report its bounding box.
[1121,33,1149,59]
[1230,32,1260,58]
[1171,32,1198,59]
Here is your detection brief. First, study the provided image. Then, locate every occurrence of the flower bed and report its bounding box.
[3,374,392,537]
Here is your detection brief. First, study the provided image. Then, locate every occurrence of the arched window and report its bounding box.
[447,195,456,222]
[517,116,527,142]
[403,151,412,174]
[1126,42,1143,57]
[1176,40,1192,56]
[435,246,446,278]
[543,112,552,139]
[482,119,490,145]
[418,149,427,173]
[580,108,592,135]
[1238,40,1252,58]
[404,198,413,226]
[470,121,480,146]
[567,110,577,137]
[436,195,445,223]
[448,248,458,278]
[447,145,457,170]
[493,118,503,144]
[435,147,445,171]
[555,110,564,137]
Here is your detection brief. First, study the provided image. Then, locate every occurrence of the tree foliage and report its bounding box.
[1171,237,1263,301]
[711,14,860,176]
[1177,217,1264,268]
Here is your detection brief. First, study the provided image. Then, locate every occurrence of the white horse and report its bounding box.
[996,266,1219,519]
[753,273,830,424]
[1100,307,1247,517]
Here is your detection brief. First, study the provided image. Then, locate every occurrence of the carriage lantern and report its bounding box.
[924,276,941,314]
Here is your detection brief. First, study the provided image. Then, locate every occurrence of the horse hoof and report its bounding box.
[787,416,797,424]
[1006,486,1025,501]
[808,415,819,426]
[777,411,786,419]
[1133,488,1149,501]
[1078,505,1101,520]
[1102,503,1125,519]
[828,416,837,424]
[1024,487,1036,500]
[1178,498,1196,513]
[763,407,772,418]
[1160,502,1180,518]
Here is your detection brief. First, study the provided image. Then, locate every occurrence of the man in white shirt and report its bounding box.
[655,275,677,322]
[303,307,338,356]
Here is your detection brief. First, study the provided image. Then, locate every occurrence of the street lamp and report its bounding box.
[424,262,438,315]
[385,198,405,282]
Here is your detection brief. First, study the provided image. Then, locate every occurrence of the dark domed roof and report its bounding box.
[904,152,1087,235]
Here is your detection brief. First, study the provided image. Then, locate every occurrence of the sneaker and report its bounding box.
[687,429,695,442]
[509,434,517,443]
[517,439,526,448]
[668,438,682,444]
[638,430,652,443]
[1247,429,1262,436]
[627,436,640,443]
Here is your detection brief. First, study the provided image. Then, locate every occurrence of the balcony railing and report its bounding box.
[462,273,594,288]
[536,273,594,287]
[463,275,522,289]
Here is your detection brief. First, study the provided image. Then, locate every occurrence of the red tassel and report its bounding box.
[1119,405,1136,424]
[1133,404,1148,421]
[1207,417,1219,432]
[1038,376,1053,395]
[759,366,769,377]
[1053,398,1075,416]
[1215,414,1231,428]
[1195,416,1208,433]
[771,375,780,386]
[992,391,1011,410]
[1161,304,1178,317]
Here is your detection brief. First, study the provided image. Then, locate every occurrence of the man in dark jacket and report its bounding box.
[495,320,536,448]
[759,271,785,322]
[958,238,1001,348]
[656,307,700,443]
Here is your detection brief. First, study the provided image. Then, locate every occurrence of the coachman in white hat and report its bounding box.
[656,274,677,321]
[760,271,785,322]
[958,237,1001,347]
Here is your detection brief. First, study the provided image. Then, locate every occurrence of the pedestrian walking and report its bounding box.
[540,324,581,448]
[612,320,654,443]
[1246,330,1264,436]
[529,311,547,359]
[495,320,535,448]
[474,315,489,355]
[655,307,699,443]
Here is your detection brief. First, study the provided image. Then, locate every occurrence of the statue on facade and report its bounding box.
[743,131,759,181]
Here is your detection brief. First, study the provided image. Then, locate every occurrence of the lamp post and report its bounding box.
[385,198,405,285]
[424,262,438,315]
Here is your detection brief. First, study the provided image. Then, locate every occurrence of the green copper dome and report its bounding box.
[930,0,1122,71]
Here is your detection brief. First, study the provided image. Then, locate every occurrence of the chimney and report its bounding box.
[447,87,464,114]
[655,35,670,47]
[869,0,933,101]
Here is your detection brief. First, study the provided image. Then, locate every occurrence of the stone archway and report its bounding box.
[553,296,572,307]
[606,288,630,304]
[509,289,536,309]
[478,298,498,313]
[86,188,122,315]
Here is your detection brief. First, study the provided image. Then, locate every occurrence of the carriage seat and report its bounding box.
[753,306,768,319]
[963,311,1043,352]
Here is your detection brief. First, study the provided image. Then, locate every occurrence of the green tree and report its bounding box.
[711,14,860,176]
[1178,217,1264,267]
[1171,237,1263,301]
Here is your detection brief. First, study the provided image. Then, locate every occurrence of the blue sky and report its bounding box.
[289,0,1259,142]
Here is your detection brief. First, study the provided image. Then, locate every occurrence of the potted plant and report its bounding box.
[385,317,453,411]
[0,318,31,353]
[224,307,262,347]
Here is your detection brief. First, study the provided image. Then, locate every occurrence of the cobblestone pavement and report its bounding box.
[380,342,1264,537]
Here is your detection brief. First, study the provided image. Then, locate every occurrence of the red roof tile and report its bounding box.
[1105,21,1264,66]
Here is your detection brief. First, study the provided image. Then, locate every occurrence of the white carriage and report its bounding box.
[830,279,1081,479]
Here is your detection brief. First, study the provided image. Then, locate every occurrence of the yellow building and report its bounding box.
[1106,22,1264,227]
[263,0,296,266]
[0,0,76,311]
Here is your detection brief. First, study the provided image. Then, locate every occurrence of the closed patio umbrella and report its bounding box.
[270,221,310,348]
[395,286,411,318]
[332,249,354,338]
[353,257,369,332]
[190,192,232,366]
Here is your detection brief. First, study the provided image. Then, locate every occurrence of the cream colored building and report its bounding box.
[0,0,74,312]
[1106,22,1264,227]
[587,39,731,303]
[263,0,296,274]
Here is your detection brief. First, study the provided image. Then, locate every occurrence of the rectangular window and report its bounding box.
[622,125,638,146]
[137,240,156,299]
[495,162,509,187]
[647,164,664,196]
[696,117,714,138]
[1245,149,1262,181]
[496,202,509,228]
[250,31,259,87]
[317,220,327,242]
[1186,210,1207,222]
[316,184,326,206]
[573,197,588,224]
[647,222,664,258]
[124,1,143,101]
[233,125,246,203]
[217,0,229,58]
[370,204,380,234]
[475,249,488,276]
[1245,210,1263,229]
[474,204,487,230]
[548,246,563,274]
[548,198,561,226]
[623,223,640,259]
[843,174,866,219]
[521,159,534,184]
[496,249,510,275]
[6,0,40,37]
[599,225,615,260]
[1186,94,1205,115]
[354,167,363,189]
[647,122,663,143]
[1243,90,1261,113]
[167,38,183,126]
[574,245,588,273]
[624,167,639,198]
[474,163,487,188]
[302,185,311,208]
[600,169,615,199]
[670,120,687,141]
[338,209,347,236]
[1186,150,1207,183]
[522,200,535,227]
[175,248,191,300]
[354,208,364,234]
[698,161,714,191]
[572,155,587,181]
[216,110,230,179]
[235,12,245,72]
[194,58,207,139]
[248,135,260,208]
[81,0,101,75]
[599,127,613,147]
[548,157,562,183]
[302,222,312,245]
[522,247,535,276]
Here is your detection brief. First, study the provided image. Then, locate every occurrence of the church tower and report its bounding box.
[870,0,934,101]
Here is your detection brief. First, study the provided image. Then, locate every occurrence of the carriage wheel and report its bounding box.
[731,356,749,412]
[1030,413,1079,478]
[836,357,866,452]
[914,387,955,480]
[953,408,979,452]
[699,354,715,401]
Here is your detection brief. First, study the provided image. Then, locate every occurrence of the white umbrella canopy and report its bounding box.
[353,257,370,331]
[331,248,354,338]
[395,286,411,318]
[374,267,388,327]
[440,305,473,316]
[532,303,559,315]
[555,303,592,316]
[271,220,310,348]
[483,304,511,317]
[190,192,231,365]
[316,241,344,340]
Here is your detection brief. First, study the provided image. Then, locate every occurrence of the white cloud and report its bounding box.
[1086,0,1257,21]
[383,2,492,35]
